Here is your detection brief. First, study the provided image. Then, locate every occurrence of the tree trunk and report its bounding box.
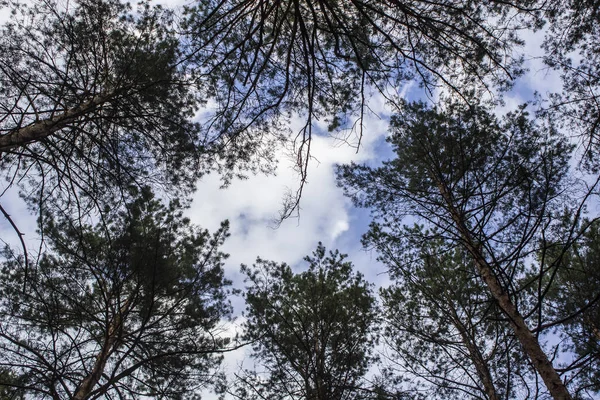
[436,180,573,400]
[448,304,500,400]
[72,297,130,400]
[0,92,115,152]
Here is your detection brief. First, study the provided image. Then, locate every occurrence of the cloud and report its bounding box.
[187,97,392,282]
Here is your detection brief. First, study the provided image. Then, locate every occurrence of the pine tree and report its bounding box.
[0,0,216,220]
[375,226,534,399]
[0,188,233,399]
[337,101,580,399]
[234,244,379,400]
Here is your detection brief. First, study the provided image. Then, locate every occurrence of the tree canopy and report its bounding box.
[0,188,233,399]
[1,0,600,399]
[0,0,542,222]
[542,0,600,164]
[377,227,534,399]
[181,0,536,214]
[0,0,208,214]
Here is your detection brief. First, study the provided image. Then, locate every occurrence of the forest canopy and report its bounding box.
[0,0,599,399]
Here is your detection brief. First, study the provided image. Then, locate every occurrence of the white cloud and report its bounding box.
[187,99,391,278]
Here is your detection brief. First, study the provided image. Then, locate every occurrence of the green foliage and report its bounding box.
[180,0,535,215]
[338,101,572,261]
[184,0,531,123]
[235,243,378,400]
[0,188,232,399]
[540,218,600,396]
[0,367,25,400]
[542,0,600,167]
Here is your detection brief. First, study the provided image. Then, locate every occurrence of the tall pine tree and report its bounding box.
[338,101,583,399]
[234,244,379,400]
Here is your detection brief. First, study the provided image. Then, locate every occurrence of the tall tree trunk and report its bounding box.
[436,181,573,400]
[72,297,130,400]
[0,92,115,152]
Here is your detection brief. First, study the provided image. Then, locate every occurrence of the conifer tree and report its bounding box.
[338,101,581,399]
[0,188,233,399]
[375,227,534,399]
[234,244,379,400]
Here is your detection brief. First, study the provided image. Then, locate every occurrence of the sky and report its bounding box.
[0,1,571,398]
[184,88,400,395]
[182,27,560,298]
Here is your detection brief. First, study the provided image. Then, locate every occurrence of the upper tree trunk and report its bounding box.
[0,92,115,152]
[436,181,573,400]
